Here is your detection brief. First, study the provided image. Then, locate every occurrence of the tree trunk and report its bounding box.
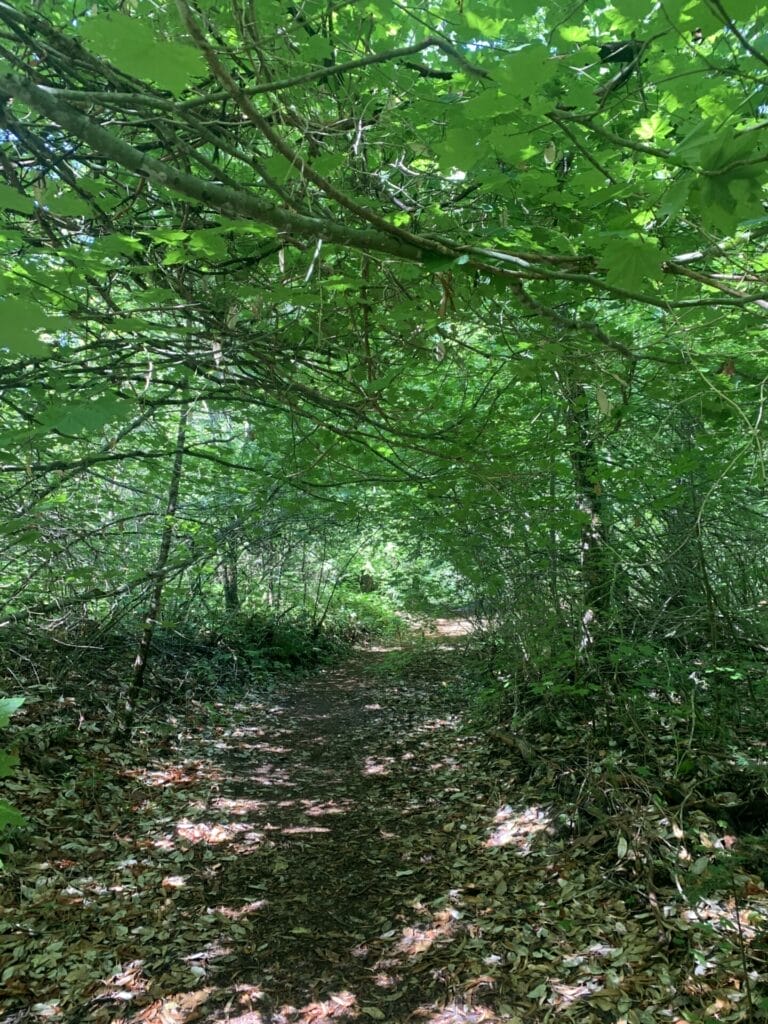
[117,400,190,740]
[559,377,612,660]
[221,526,240,613]
[662,410,718,643]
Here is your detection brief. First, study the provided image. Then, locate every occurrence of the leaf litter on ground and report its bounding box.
[1,625,767,1023]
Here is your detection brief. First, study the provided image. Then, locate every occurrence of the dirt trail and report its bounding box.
[1,625,566,1024]
[193,637,497,1022]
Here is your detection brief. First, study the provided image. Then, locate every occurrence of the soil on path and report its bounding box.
[187,631,509,1023]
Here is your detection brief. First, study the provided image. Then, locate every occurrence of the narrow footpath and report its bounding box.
[175,634,521,1023]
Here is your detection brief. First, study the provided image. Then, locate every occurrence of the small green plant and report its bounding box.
[0,697,27,848]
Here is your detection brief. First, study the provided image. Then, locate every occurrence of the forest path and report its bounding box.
[189,624,516,1023]
[2,624,612,1024]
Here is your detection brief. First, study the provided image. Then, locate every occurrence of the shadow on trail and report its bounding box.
[180,641,502,1023]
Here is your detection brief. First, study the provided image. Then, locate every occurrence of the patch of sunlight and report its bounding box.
[433,618,474,636]
[256,797,351,817]
[114,987,213,1024]
[175,817,264,846]
[549,979,602,1006]
[278,991,358,1022]
[161,874,187,889]
[409,1002,499,1022]
[301,798,352,816]
[278,824,332,834]
[682,893,768,942]
[416,716,460,732]
[124,761,223,788]
[211,900,267,919]
[184,942,232,965]
[95,957,149,998]
[213,797,268,814]
[228,724,271,738]
[485,803,553,852]
[248,767,298,787]
[562,942,620,967]
[363,755,396,775]
[60,865,164,902]
[210,982,265,1023]
[396,907,461,955]
[373,971,400,988]
[214,737,292,754]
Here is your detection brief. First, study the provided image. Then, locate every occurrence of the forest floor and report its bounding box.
[2,624,768,1024]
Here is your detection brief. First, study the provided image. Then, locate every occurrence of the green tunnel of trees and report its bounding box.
[0,0,767,764]
[4,1,768,1018]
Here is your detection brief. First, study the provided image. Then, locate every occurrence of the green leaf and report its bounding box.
[691,855,710,875]
[659,175,692,218]
[0,750,19,779]
[43,188,92,217]
[688,130,767,233]
[612,0,651,17]
[49,396,129,436]
[95,235,145,257]
[0,697,24,728]
[78,14,203,95]
[0,799,26,831]
[421,252,459,271]
[0,298,51,357]
[303,35,333,63]
[312,153,346,178]
[496,44,556,98]
[188,229,228,260]
[262,153,302,183]
[463,5,507,39]
[598,235,664,292]
[0,183,34,214]
[559,26,591,43]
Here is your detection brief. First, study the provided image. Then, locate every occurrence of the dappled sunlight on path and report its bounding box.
[4,626,766,1024]
[67,636,550,1023]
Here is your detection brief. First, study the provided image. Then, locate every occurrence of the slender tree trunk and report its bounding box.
[117,400,190,739]
[547,469,563,619]
[221,524,240,613]
[663,410,719,643]
[559,377,612,660]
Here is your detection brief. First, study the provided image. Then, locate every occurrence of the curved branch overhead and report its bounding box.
[0,0,765,326]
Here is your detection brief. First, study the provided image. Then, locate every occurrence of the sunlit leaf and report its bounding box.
[0,697,24,728]
[598,235,664,291]
[78,14,203,94]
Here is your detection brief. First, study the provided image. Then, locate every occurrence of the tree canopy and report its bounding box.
[0,0,766,625]
[0,0,766,714]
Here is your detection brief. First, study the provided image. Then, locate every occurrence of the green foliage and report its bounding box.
[0,298,53,357]
[77,14,203,95]
[0,697,26,840]
[0,0,765,767]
